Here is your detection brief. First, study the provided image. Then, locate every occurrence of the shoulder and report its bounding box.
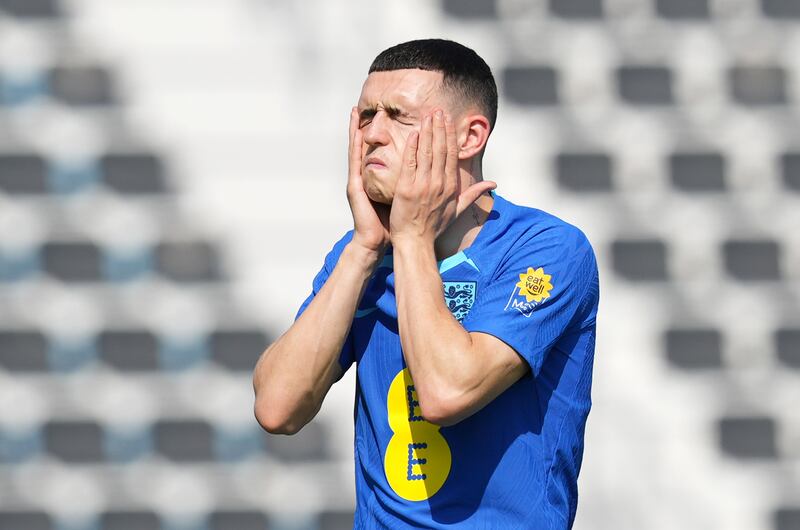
[495,194,594,264]
[322,230,355,268]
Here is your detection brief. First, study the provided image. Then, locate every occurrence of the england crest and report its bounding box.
[443,281,476,323]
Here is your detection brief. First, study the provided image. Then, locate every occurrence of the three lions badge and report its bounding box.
[442,281,476,322]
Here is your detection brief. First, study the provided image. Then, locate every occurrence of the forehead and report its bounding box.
[358,69,445,109]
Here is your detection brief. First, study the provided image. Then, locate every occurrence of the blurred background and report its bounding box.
[0,0,798,529]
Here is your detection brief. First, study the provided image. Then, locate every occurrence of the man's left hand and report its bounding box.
[389,109,496,247]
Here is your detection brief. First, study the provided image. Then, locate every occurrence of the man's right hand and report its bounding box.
[347,107,390,256]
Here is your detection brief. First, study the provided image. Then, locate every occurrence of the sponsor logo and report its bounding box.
[504,267,553,317]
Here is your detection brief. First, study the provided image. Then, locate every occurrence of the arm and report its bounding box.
[390,109,526,427]
[253,241,380,434]
[393,240,529,427]
[253,107,390,435]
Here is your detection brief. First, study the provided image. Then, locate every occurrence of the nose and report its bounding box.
[361,110,391,147]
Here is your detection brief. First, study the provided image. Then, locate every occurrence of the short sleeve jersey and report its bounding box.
[295,192,599,529]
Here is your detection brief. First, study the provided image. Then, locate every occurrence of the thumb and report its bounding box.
[456,181,497,217]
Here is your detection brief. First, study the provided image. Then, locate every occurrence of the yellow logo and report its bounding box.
[384,368,451,501]
[515,267,553,303]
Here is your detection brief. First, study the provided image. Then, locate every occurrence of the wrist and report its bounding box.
[391,235,436,262]
[342,241,385,273]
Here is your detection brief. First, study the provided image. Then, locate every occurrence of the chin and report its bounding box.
[364,176,395,205]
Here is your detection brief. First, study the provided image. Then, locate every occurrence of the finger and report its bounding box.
[456,180,497,217]
[348,107,361,179]
[347,108,366,198]
[443,112,458,196]
[399,130,419,188]
[416,113,433,184]
[431,109,446,192]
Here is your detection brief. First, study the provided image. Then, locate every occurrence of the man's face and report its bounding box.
[356,69,453,204]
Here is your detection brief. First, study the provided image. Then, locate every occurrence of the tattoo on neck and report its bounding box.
[471,205,481,227]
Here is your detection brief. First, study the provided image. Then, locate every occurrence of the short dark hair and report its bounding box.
[368,39,498,129]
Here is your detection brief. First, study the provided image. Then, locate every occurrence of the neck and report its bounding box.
[434,189,494,261]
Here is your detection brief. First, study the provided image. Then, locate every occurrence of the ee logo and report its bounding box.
[383,368,451,501]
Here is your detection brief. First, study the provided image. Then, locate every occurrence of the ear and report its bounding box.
[457,113,491,161]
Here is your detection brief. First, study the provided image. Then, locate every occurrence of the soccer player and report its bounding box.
[253,39,599,529]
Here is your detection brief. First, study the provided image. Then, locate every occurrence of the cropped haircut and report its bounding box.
[368,39,498,130]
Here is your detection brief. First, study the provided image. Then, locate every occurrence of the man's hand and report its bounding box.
[389,109,496,247]
[347,107,390,255]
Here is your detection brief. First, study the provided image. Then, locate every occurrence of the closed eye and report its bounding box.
[359,108,377,127]
[358,105,415,127]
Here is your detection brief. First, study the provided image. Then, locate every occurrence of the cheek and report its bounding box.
[391,127,417,156]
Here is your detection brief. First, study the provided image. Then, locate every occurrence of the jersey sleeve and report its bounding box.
[294,231,356,379]
[461,224,598,377]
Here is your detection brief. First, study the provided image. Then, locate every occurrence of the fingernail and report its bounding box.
[424,115,432,125]
[435,110,443,120]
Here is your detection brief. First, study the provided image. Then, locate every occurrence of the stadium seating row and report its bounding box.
[0,419,326,464]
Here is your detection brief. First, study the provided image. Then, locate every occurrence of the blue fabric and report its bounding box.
[295,193,599,529]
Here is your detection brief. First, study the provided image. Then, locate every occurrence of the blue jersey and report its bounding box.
[296,192,599,529]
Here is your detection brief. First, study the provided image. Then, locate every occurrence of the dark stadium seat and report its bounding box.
[617,66,674,105]
[718,417,778,459]
[208,511,269,530]
[265,421,328,462]
[775,328,800,369]
[655,0,709,19]
[100,511,162,530]
[44,420,105,462]
[43,242,103,281]
[611,239,669,281]
[0,330,48,371]
[441,0,498,19]
[0,0,59,17]
[555,153,613,192]
[501,66,559,106]
[722,240,781,281]
[774,508,800,530]
[664,328,723,369]
[100,154,169,194]
[210,330,269,371]
[669,152,726,192]
[98,330,160,371]
[729,66,787,105]
[155,242,222,283]
[48,66,115,106]
[549,0,603,19]
[0,511,53,530]
[0,154,48,194]
[762,0,800,18]
[154,420,214,461]
[319,511,356,530]
[780,153,800,191]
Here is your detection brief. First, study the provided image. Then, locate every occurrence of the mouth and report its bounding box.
[364,156,387,169]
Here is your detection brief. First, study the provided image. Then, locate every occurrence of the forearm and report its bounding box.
[393,239,478,422]
[253,242,380,433]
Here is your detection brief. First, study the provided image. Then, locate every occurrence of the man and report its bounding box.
[253,39,599,529]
